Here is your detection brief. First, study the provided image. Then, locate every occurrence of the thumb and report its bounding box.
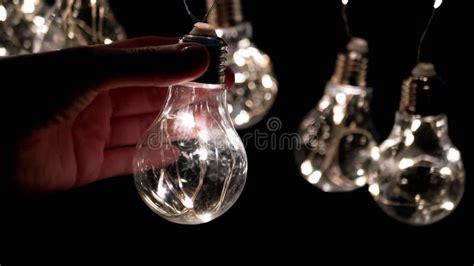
[90,43,210,89]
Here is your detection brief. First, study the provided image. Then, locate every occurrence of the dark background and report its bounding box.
[4,0,472,257]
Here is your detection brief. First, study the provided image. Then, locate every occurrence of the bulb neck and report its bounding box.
[331,50,368,88]
[399,63,444,116]
[206,0,243,28]
[390,111,450,152]
[165,83,227,115]
[181,34,227,85]
[395,111,448,130]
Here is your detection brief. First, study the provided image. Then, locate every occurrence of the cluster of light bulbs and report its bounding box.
[0,0,126,56]
[1,0,464,226]
[1,0,278,225]
[296,0,465,225]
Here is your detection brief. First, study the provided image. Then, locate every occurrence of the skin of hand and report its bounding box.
[2,36,234,195]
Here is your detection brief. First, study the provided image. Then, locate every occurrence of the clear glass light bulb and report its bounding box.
[133,24,248,225]
[295,38,377,192]
[207,0,278,129]
[368,63,465,225]
[34,0,126,52]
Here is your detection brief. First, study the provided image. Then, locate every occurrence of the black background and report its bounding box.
[4,0,473,257]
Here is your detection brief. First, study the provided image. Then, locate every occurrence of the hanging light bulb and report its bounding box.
[367,63,465,225]
[295,37,377,192]
[133,23,248,225]
[206,0,278,129]
[33,0,126,52]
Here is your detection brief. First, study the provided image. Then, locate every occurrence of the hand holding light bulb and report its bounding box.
[3,36,219,194]
[367,63,465,225]
[133,23,248,225]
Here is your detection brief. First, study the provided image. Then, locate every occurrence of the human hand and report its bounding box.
[3,36,231,194]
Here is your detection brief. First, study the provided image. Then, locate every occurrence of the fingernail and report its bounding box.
[178,43,208,62]
[178,43,206,55]
[178,43,202,52]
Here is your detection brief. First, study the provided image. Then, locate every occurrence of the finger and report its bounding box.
[104,37,233,89]
[99,145,179,180]
[101,36,179,49]
[107,113,157,148]
[92,43,210,89]
[99,147,136,180]
[109,87,167,117]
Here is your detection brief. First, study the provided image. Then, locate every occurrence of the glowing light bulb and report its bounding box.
[133,24,248,225]
[367,63,465,225]
[34,0,126,52]
[207,0,278,129]
[295,38,377,192]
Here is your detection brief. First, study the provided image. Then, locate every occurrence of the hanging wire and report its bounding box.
[203,0,217,22]
[417,0,442,63]
[184,0,200,22]
[184,0,217,23]
[341,0,352,39]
